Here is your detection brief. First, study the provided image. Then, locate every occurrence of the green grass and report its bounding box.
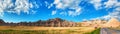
[84,28,100,34]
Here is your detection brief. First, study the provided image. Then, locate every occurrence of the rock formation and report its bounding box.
[106,18,120,27]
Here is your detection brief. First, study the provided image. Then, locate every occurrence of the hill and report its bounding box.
[0,18,77,27]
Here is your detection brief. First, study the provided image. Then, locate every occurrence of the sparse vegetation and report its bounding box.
[108,26,120,30]
[0,26,95,34]
[84,28,100,34]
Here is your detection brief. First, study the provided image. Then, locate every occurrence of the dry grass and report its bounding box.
[0,26,95,34]
[109,26,120,30]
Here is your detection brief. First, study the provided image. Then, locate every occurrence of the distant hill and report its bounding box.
[0,18,77,27]
[106,18,120,27]
[0,18,119,27]
[0,19,5,24]
[80,18,120,28]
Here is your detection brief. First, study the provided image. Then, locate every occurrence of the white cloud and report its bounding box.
[90,15,111,20]
[82,19,88,21]
[115,7,120,11]
[90,0,102,10]
[90,0,120,10]
[91,9,120,20]
[59,12,67,15]
[53,0,82,16]
[31,10,37,14]
[48,4,53,9]
[52,0,120,18]
[109,7,120,18]
[51,10,57,15]
[0,0,38,16]
[103,0,120,19]
[54,0,81,9]
[104,0,119,8]
[68,7,81,16]
[89,0,120,20]
[44,1,54,9]
[45,1,49,7]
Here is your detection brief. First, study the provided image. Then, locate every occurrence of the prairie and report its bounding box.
[0,26,96,34]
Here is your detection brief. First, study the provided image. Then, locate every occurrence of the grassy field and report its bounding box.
[0,26,96,34]
[108,26,120,30]
[84,28,100,34]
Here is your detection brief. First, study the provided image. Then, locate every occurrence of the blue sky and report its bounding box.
[0,0,120,22]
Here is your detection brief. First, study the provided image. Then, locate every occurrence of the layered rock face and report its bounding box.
[0,18,119,27]
[0,18,77,27]
[81,20,107,27]
[105,18,120,27]
[81,18,120,28]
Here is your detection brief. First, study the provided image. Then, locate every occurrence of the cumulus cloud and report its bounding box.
[90,0,120,20]
[104,0,120,8]
[91,15,111,20]
[91,9,120,20]
[90,0,102,10]
[44,1,53,9]
[0,0,38,16]
[102,0,120,20]
[90,0,120,9]
[59,12,67,15]
[53,0,82,16]
[68,7,81,16]
[90,0,120,10]
[51,10,57,15]
[110,8,120,18]
[48,4,53,9]
[50,0,120,18]
[91,11,120,20]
